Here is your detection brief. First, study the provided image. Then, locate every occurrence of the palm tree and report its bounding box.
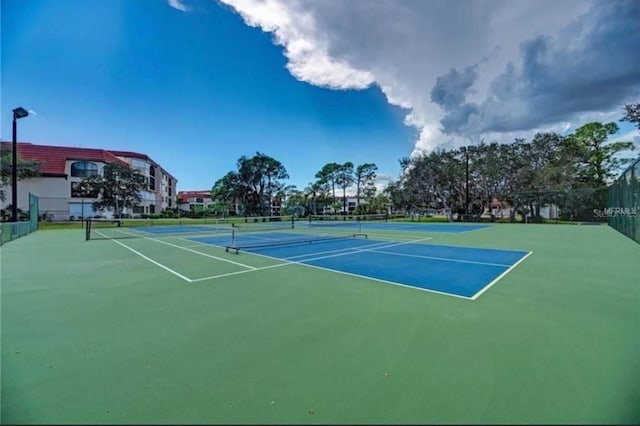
[315,162,340,207]
[335,162,354,214]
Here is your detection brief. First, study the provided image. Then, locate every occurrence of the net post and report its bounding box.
[291,215,295,229]
[85,219,91,241]
[231,225,237,248]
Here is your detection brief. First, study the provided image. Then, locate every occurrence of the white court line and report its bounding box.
[102,227,255,270]
[190,237,432,284]
[365,221,494,234]
[181,244,216,249]
[283,237,434,263]
[282,238,423,260]
[190,262,291,282]
[178,236,227,248]
[182,231,232,239]
[99,227,528,301]
[370,249,513,267]
[143,236,255,270]
[232,237,530,300]
[95,230,192,282]
[470,251,534,300]
[224,245,472,300]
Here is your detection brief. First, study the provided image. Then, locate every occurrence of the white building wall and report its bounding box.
[2,153,176,221]
[2,176,70,221]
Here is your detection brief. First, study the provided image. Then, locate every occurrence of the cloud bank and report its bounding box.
[172,0,640,156]
[435,0,640,138]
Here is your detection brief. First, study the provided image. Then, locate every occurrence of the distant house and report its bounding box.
[322,195,362,214]
[178,190,286,217]
[0,142,177,221]
[489,196,559,220]
[177,190,214,213]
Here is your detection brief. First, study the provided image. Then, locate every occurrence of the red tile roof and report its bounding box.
[1,142,142,176]
[178,190,212,203]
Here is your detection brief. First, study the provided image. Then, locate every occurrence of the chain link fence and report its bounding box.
[608,156,640,243]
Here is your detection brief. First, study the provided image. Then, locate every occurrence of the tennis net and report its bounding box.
[303,214,388,232]
[85,215,294,241]
[308,213,388,224]
[225,220,367,253]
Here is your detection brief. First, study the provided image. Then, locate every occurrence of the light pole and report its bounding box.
[12,107,30,222]
[465,146,470,221]
[114,172,120,219]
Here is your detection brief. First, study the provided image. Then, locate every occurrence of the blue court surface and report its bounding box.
[189,232,531,300]
[129,221,489,235]
[308,221,491,233]
[130,224,225,234]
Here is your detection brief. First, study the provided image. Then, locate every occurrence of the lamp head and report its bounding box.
[13,107,29,119]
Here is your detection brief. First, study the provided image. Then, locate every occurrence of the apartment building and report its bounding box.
[0,142,177,220]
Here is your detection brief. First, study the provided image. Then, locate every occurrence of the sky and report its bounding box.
[1,0,639,194]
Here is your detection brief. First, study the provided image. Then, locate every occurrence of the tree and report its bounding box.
[354,163,378,208]
[314,162,340,208]
[260,153,289,216]
[383,180,406,213]
[211,171,243,214]
[280,186,306,217]
[401,150,465,221]
[562,122,634,220]
[621,103,640,129]
[304,181,323,216]
[237,153,289,216]
[566,122,634,185]
[0,149,41,202]
[511,132,569,222]
[210,153,289,216]
[389,118,635,223]
[335,162,354,214]
[81,162,146,217]
[210,200,232,217]
[368,193,390,214]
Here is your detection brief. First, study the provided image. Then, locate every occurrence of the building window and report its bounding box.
[132,159,148,169]
[149,167,156,190]
[70,161,99,177]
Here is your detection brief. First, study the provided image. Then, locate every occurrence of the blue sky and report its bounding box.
[1,0,415,191]
[2,0,638,192]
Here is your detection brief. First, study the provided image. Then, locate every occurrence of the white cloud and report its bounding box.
[218,0,639,159]
[168,0,190,12]
[221,0,375,89]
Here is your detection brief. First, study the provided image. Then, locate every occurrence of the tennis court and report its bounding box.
[190,231,530,299]
[2,219,638,424]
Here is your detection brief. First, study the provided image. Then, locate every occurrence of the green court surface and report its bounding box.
[1,224,639,424]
